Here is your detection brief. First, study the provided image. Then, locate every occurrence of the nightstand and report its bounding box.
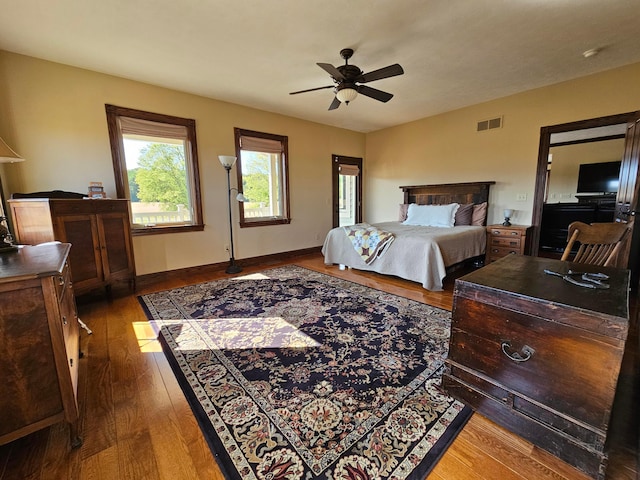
[486,224,531,263]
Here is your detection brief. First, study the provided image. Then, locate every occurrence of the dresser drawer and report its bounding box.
[488,246,520,259]
[450,296,623,431]
[51,201,95,215]
[442,374,607,477]
[490,236,522,248]
[91,200,128,214]
[488,227,522,238]
[445,363,605,448]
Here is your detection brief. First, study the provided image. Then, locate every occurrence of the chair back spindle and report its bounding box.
[560,222,629,267]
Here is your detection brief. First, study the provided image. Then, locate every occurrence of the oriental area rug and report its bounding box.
[138,266,471,480]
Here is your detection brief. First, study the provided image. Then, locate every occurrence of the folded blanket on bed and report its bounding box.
[343,223,395,264]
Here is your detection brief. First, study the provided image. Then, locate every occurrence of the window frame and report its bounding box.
[105,104,204,235]
[234,127,290,228]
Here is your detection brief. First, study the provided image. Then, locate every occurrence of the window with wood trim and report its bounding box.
[234,128,290,227]
[105,105,203,235]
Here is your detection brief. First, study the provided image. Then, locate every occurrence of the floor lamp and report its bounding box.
[0,137,24,251]
[218,155,246,274]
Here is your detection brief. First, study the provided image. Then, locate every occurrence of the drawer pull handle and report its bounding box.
[501,342,534,363]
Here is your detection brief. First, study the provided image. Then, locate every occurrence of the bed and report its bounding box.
[322,181,495,291]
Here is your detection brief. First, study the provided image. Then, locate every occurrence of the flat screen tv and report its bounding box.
[576,161,621,194]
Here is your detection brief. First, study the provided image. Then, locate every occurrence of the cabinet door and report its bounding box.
[96,212,134,282]
[8,200,56,245]
[54,214,104,292]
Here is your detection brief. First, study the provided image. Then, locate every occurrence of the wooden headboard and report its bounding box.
[400,181,495,206]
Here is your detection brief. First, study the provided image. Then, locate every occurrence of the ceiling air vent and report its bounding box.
[477,116,503,132]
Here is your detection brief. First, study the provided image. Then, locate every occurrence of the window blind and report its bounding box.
[339,164,360,176]
[119,116,189,140]
[239,135,283,154]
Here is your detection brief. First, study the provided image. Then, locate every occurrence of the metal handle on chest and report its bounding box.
[501,341,535,363]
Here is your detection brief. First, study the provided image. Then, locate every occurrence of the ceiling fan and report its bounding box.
[289,48,404,110]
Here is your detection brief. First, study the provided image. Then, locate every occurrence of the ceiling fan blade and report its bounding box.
[357,85,394,103]
[358,64,404,83]
[317,63,345,81]
[289,85,334,95]
[328,96,341,110]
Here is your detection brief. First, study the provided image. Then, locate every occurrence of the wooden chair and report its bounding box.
[560,221,630,267]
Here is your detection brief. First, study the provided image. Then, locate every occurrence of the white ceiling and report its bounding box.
[1,0,640,133]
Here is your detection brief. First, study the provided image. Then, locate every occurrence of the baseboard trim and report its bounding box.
[136,246,323,289]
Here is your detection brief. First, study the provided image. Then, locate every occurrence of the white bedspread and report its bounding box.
[322,221,486,291]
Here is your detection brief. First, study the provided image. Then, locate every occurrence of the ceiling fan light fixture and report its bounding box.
[336,87,358,104]
[290,49,404,110]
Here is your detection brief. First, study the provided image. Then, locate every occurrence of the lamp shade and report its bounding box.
[336,87,358,104]
[218,155,237,168]
[504,209,513,218]
[0,137,25,163]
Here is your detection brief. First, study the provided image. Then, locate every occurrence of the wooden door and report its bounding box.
[617,117,640,278]
[8,200,55,245]
[54,214,103,292]
[332,155,363,228]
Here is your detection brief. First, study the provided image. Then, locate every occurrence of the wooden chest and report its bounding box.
[443,255,629,480]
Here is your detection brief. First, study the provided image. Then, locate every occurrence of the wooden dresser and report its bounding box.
[486,224,531,263]
[8,198,136,296]
[0,243,82,447]
[443,255,629,479]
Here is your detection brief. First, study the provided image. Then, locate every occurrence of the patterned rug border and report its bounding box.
[138,265,472,479]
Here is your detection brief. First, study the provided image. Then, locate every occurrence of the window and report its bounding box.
[234,128,290,227]
[106,105,203,235]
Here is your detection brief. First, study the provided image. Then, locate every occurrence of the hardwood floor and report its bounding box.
[0,253,637,480]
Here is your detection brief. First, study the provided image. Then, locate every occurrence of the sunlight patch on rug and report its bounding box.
[165,317,321,350]
[138,265,471,480]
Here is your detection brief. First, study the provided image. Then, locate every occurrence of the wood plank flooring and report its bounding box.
[0,253,637,480]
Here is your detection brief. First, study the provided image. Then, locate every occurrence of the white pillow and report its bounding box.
[402,203,460,228]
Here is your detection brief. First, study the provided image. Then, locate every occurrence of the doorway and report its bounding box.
[539,132,626,256]
[332,155,362,228]
[532,111,640,282]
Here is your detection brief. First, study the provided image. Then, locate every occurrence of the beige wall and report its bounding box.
[547,139,624,202]
[0,51,365,275]
[2,50,640,275]
[365,62,640,226]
